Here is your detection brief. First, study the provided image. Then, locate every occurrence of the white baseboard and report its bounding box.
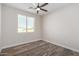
[1,39,42,50]
[43,39,79,53]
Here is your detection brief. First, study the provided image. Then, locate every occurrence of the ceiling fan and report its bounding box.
[29,3,48,14]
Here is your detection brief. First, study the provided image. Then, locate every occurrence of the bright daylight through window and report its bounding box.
[18,14,35,33]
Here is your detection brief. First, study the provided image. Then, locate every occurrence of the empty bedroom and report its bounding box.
[0,3,79,56]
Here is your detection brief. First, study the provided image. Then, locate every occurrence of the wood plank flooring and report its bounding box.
[0,40,79,56]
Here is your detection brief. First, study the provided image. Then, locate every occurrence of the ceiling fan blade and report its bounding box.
[37,10,39,14]
[29,7,36,10]
[40,3,48,7]
[29,7,34,9]
[32,3,36,8]
[40,8,48,12]
[37,3,40,8]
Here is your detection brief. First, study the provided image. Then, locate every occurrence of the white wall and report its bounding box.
[43,4,79,52]
[0,4,2,51]
[2,5,42,49]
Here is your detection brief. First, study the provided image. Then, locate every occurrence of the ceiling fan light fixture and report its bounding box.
[29,3,48,14]
[36,8,40,11]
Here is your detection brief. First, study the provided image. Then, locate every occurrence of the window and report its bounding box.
[18,15,26,32]
[27,16,35,32]
[18,14,35,33]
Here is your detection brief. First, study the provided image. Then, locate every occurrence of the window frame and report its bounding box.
[17,14,35,33]
[26,16,35,32]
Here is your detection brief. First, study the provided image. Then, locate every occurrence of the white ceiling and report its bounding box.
[3,3,71,15]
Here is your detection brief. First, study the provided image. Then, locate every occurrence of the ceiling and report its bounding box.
[3,3,71,15]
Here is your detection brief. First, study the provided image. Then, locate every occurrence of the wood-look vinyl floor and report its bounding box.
[0,40,79,56]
